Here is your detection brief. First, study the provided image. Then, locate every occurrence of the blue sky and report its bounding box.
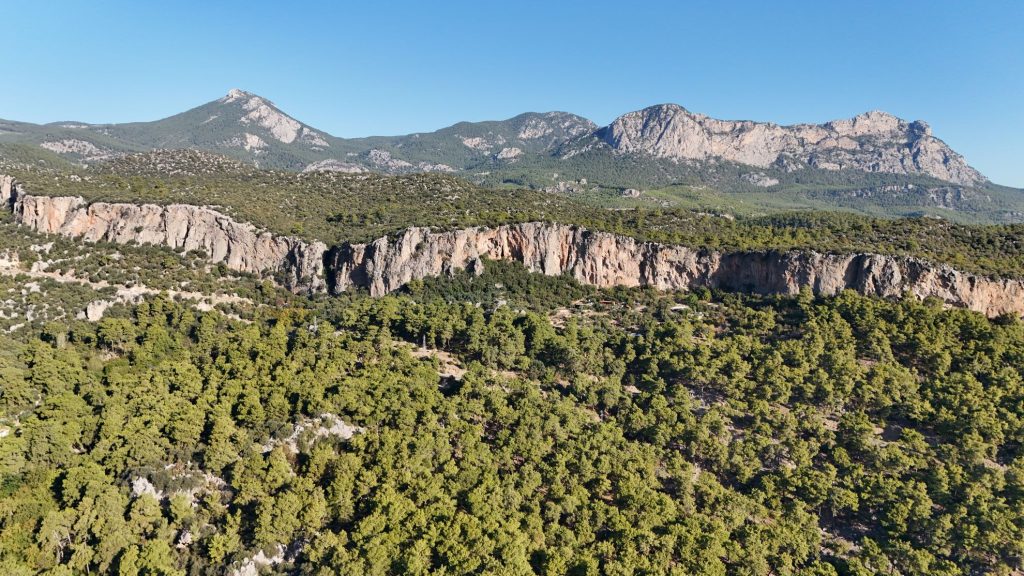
[1,0,1022,185]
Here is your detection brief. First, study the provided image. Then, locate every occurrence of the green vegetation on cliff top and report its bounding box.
[3,149,1022,279]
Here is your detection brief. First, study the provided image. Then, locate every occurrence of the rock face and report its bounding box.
[38,139,121,162]
[1,175,22,207]
[223,88,329,147]
[5,175,1022,317]
[10,188,327,294]
[302,159,368,174]
[597,105,984,185]
[329,222,1024,318]
[513,112,598,148]
[0,175,16,206]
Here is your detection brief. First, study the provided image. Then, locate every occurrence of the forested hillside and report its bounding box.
[1,261,1022,575]
[4,2,1023,575]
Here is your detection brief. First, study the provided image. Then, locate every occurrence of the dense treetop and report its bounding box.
[1,260,1022,575]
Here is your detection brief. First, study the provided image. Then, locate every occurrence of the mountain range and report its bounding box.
[2,89,1021,222]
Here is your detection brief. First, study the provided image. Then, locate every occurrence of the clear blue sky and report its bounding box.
[2,0,1022,185]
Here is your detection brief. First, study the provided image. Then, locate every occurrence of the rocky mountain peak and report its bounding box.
[825,110,905,138]
[614,103,700,126]
[597,104,984,185]
[514,111,597,141]
[213,89,327,147]
[1,90,997,192]
[221,88,253,103]
[838,111,931,140]
[854,109,899,123]
[909,120,932,137]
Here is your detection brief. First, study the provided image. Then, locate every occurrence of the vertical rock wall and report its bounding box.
[4,175,1022,317]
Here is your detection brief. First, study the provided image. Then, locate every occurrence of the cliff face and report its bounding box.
[329,222,1024,318]
[4,175,1022,317]
[1,175,22,207]
[597,105,984,186]
[9,189,327,294]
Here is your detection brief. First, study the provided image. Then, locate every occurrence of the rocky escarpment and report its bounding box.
[1,175,21,207]
[4,175,1022,317]
[2,180,327,294]
[595,105,984,186]
[330,222,1024,318]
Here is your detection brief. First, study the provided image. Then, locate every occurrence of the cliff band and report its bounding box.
[3,176,1022,317]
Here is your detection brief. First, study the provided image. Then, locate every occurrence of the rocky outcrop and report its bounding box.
[596,105,985,185]
[9,188,327,294]
[39,139,121,162]
[329,222,1024,318]
[5,175,1021,317]
[224,88,327,146]
[1,175,22,207]
[302,159,368,174]
[512,112,598,148]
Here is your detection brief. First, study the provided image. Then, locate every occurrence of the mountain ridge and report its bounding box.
[4,89,1021,223]
[0,89,987,182]
[579,104,983,185]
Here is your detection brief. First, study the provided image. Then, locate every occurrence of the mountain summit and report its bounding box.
[214,88,330,147]
[586,104,984,185]
[0,90,1002,206]
[94,89,333,163]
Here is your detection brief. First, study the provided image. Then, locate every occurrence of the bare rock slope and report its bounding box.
[596,105,984,185]
[3,179,327,294]
[331,223,1024,317]
[4,175,1021,317]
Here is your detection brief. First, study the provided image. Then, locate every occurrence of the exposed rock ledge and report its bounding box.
[3,175,1023,317]
[2,178,327,294]
[329,223,1024,317]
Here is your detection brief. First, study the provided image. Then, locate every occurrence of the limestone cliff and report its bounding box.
[1,175,22,207]
[595,105,984,186]
[329,223,1024,318]
[8,187,327,294]
[4,175,1022,317]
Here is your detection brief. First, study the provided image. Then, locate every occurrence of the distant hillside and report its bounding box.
[579,105,982,185]
[2,90,1021,222]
